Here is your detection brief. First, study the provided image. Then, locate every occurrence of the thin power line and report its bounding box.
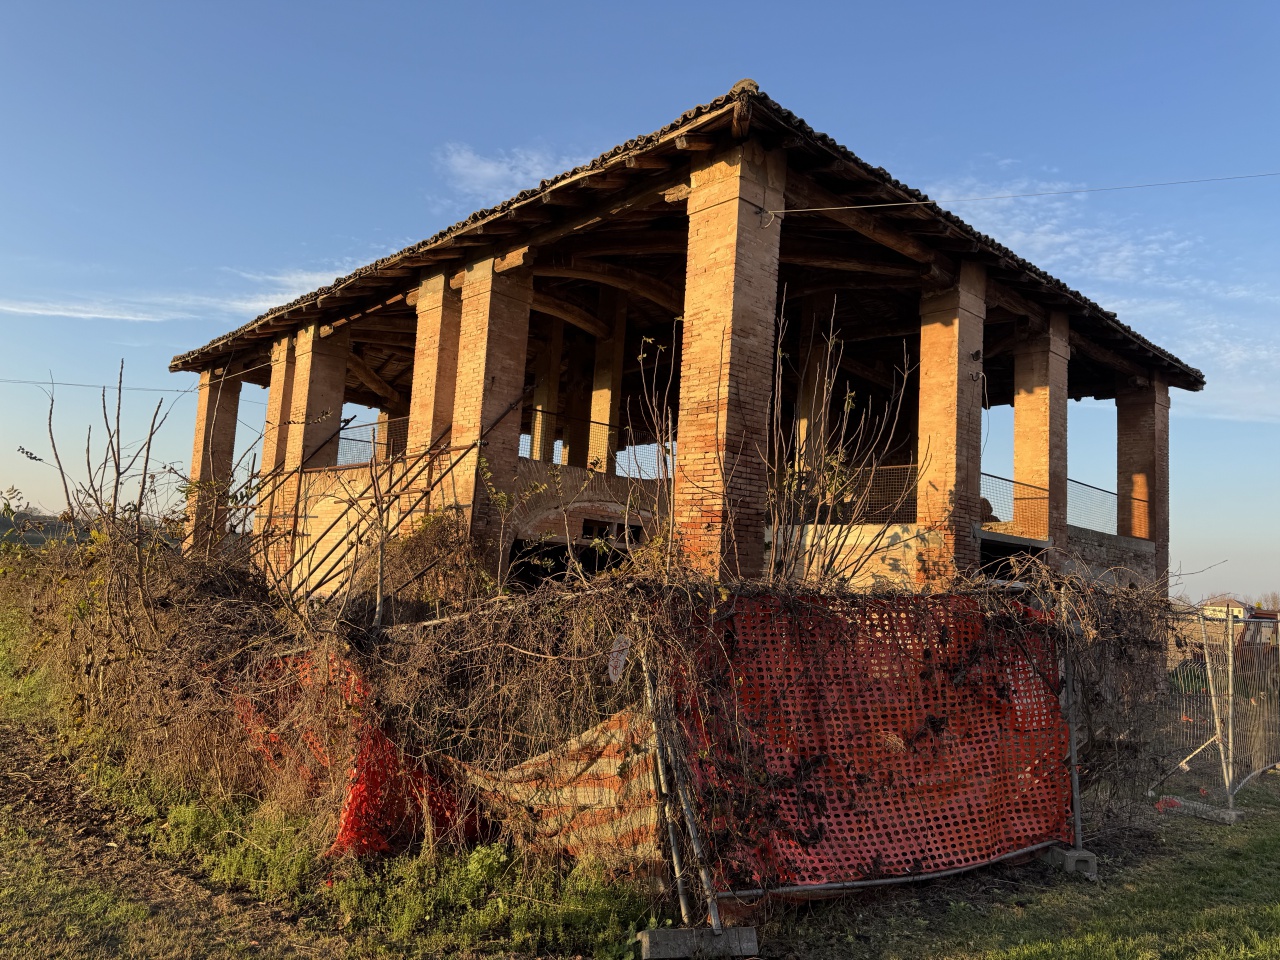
[0,377,267,405]
[775,171,1280,215]
[0,377,194,394]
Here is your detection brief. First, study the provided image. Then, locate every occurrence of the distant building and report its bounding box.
[171,81,1204,593]
[1200,596,1251,621]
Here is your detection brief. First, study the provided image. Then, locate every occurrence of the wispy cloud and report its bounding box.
[434,142,588,207]
[0,263,365,327]
[923,170,1280,423]
[0,298,177,323]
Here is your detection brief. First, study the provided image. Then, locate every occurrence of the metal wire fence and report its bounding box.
[336,417,410,466]
[1154,611,1280,809]
[980,473,1049,541]
[1067,479,1118,535]
[792,463,918,524]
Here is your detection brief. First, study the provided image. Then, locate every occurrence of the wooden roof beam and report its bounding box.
[347,350,409,417]
[531,292,609,338]
[784,174,938,266]
[986,279,1049,322]
[534,259,683,315]
[1069,329,1148,379]
[780,241,927,278]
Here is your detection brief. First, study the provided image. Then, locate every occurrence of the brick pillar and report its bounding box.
[284,322,350,470]
[374,410,397,460]
[589,289,627,473]
[673,140,786,579]
[185,367,242,551]
[254,333,296,537]
[1012,310,1069,546]
[530,317,563,461]
[408,273,462,454]
[795,293,836,473]
[451,259,533,563]
[561,334,593,468]
[1117,375,1170,579]
[915,261,986,577]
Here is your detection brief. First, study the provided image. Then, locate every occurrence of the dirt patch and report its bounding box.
[0,718,348,959]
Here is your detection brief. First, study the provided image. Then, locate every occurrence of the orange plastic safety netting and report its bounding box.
[673,594,1071,893]
[234,652,460,857]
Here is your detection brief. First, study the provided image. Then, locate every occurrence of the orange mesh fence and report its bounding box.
[329,725,462,857]
[234,652,461,858]
[673,594,1071,894]
[234,594,1070,884]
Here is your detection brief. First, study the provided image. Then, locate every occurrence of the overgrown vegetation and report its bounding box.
[0,342,1200,958]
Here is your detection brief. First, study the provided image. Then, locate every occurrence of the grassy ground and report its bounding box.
[8,569,1280,959]
[762,781,1280,959]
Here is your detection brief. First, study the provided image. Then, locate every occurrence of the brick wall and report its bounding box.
[1064,524,1157,586]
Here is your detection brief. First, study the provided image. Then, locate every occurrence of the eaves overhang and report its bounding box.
[171,81,1205,393]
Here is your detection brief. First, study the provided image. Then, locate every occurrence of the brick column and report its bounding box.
[561,334,593,468]
[408,273,462,454]
[673,140,786,579]
[529,317,563,461]
[284,322,350,470]
[589,289,627,473]
[915,261,986,577]
[451,259,533,561]
[1117,375,1170,579]
[254,333,296,537]
[795,293,836,474]
[1012,310,1069,546]
[185,367,242,551]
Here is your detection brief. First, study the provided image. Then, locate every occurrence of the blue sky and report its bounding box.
[1,2,1277,598]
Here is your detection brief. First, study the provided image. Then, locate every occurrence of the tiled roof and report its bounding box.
[170,80,1204,389]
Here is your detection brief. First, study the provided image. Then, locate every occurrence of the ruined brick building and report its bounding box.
[171,81,1203,592]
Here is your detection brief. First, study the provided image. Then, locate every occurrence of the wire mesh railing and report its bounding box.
[980,473,1049,541]
[518,412,670,481]
[790,463,918,525]
[1067,479,1118,536]
[335,417,410,467]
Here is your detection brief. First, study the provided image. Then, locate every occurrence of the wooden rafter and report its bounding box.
[347,350,408,416]
[533,260,682,315]
[784,175,937,265]
[531,292,609,338]
[1069,329,1149,379]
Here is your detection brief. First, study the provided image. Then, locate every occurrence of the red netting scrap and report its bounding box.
[233,651,461,858]
[675,594,1071,894]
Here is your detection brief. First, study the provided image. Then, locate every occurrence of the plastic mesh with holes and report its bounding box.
[674,594,1071,893]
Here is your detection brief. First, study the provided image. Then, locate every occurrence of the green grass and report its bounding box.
[768,781,1280,959]
[0,814,345,959]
